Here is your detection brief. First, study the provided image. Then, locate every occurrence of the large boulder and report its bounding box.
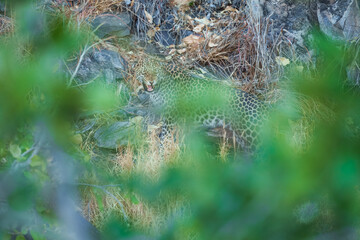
[317,0,360,41]
[72,49,128,85]
[91,13,131,38]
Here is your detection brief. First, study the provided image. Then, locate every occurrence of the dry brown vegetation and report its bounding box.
[80,124,187,233]
[0,15,12,35]
[47,0,285,95]
[162,6,277,93]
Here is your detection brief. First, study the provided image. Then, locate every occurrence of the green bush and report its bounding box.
[0,2,359,240]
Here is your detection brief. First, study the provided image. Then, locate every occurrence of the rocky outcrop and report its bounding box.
[249,0,360,63]
[317,0,360,41]
[260,0,360,43]
[249,0,314,60]
[91,13,131,38]
[316,0,360,86]
[71,49,128,84]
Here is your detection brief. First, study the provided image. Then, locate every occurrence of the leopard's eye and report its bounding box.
[137,75,145,83]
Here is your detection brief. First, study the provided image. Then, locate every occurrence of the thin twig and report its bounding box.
[68,42,101,87]
[21,147,35,157]
[10,138,42,171]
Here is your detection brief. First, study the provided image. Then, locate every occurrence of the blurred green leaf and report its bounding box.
[85,83,120,112]
[29,155,46,173]
[9,144,21,158]
[94,189,104,212]
[30,231,47,240]
[7,177,37,211]
[15,235,26,240]
[130,194,139,205]
[0,233,12,240]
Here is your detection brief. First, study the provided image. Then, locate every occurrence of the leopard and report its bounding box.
[134,56,269,151]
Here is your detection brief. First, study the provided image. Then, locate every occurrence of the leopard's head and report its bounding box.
[135,57,166,93]
[137,72,157,92]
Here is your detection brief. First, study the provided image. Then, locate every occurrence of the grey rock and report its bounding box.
[318,0,360,41]
[198,0,245,9]
[232,0,245,8]
[206,0,232,9]
[347,62,360,86]
[154,31,176,46]
[123,106,149,118]
[150,14,177,46]
[261,0,313,60]
[94,121,136,149]
[178,30,193,43]
[132,0,167,35]
[91,13,131,38]
[144,43,162,55]
[73,49,128,84]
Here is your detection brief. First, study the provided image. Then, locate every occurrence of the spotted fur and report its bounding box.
[135,57,268,151]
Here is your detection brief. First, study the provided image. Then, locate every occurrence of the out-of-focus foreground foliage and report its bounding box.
[0,1,360,240]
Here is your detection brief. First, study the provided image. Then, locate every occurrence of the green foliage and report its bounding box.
[0,1,360,240]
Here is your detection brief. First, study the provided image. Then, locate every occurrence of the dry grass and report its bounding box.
[148,6,283,99]
[52,0,124,15]
[270,88,336,152]
[86,0,125,15]
[0,15,13,36]
[292,95,335,150]
[80,119,185,234]
[132,125,181,179]
[116,144,134,174]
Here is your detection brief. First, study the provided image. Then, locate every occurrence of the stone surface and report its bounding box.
[206,0,232,9]
[347,63,360,86]
[73,49,128,84]
[318,0,360,41]
[259,0,313,60]
[177,30,193,44]
[91,13,131,38]
[154,14,177,46]
[94,121,136,149]
[154,31,176,46]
